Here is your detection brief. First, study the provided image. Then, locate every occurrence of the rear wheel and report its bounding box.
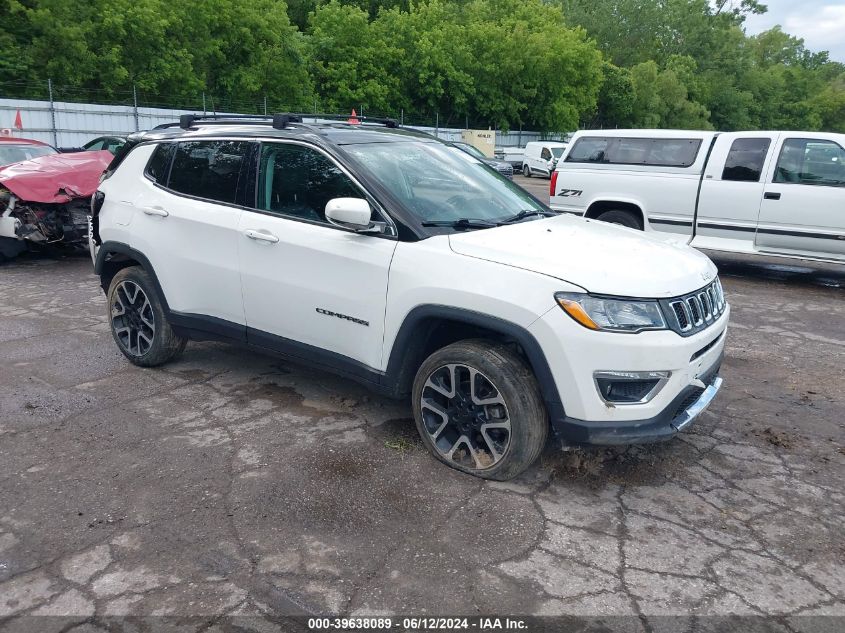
[107,266,186,367]
[595,209,643,230]
[412,340,548,481]
[522,164,531,178]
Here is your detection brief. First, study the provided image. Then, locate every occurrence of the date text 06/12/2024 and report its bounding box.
[307,617,528,630]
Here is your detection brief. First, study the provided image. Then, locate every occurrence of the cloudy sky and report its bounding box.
[742,0,845,62]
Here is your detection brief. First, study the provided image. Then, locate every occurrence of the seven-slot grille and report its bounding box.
[660,278,726,336]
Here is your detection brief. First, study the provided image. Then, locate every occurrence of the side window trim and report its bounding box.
[250,139,398,238]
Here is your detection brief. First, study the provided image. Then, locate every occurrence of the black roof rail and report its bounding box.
[285,113,400,128]
[151,112,400,133]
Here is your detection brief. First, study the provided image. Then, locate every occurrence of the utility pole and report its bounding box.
[263,95,267,115]
[435,112,439,137]
[47,78,57,147]
[400,109,404,126]
[202,92,206,115]
[132,84,139,132]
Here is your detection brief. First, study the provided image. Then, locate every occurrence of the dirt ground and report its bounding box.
[0,228,843,632]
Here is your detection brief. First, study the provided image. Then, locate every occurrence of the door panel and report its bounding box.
[125,141,250,325]
[756,137,845,260]
[238,141,397,371]
[694,134,777,247]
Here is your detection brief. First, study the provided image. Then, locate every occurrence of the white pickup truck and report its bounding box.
[550,129,845,264]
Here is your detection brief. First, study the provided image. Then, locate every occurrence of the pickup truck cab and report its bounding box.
[551,129,845,264]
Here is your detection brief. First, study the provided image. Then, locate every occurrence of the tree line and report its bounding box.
[1,0,843,132]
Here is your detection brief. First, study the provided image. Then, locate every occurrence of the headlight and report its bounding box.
[555,292,667,333]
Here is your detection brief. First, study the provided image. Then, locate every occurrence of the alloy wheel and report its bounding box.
[111,280,155,356]
[419,364,512,471]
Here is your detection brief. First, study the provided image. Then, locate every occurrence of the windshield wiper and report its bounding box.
[421,218,498,230]
[498,209,558,224]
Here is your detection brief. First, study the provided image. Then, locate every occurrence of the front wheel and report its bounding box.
[107,266,186,367]
[522,164,531,178]
[412,340,548,480]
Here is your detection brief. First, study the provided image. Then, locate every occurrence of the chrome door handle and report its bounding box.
[244,229,279,243]
[142,206,169,217]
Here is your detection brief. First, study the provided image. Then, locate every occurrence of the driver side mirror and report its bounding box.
[325,198,386,234]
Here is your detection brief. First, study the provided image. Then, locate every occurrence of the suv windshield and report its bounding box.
[344,141,544,227]
[0,144,56,167]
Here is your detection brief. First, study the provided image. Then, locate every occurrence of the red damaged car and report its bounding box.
[0,137,112,261]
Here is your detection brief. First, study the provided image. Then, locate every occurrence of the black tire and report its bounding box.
[595,209,643,230]
[412,339,548,481]
[522,164,531,178]
[0,237,26,262]
[107,266,186,367]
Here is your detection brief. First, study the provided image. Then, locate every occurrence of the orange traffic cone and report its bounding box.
[347,109,360,125]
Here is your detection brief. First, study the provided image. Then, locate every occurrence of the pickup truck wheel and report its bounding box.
[412,340,548,481]
[595,209,643,230]
[522,164,531,178]
[107,266,186,367]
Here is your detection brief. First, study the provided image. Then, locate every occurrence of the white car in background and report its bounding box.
[551,129,845,264]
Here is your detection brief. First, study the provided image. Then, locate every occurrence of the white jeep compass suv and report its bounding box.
[90,114,728,480]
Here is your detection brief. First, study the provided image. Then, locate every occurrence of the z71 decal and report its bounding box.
[557,189,583,197]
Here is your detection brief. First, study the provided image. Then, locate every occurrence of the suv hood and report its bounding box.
[448,214,717,298]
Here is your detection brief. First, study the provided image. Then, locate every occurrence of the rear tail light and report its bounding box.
[90,191,105,245]
[550,170,558,197]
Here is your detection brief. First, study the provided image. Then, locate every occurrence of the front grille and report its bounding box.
[497,164,514,179]
[660,278,726,337]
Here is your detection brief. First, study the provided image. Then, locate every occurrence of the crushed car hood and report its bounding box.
[0,150,112,203]
[448,214,718,298]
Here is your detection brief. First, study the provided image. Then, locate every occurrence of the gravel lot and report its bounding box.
[1,187,843,631]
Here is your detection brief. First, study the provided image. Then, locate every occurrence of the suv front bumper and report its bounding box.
[548,354,723,445]
[528,302,729,445]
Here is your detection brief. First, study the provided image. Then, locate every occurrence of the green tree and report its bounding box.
[307,1,402,113]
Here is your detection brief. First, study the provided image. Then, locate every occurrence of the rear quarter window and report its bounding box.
[144,143,176,184]
[566,136,702,167]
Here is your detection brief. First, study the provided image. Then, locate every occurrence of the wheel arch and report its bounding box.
[95,241,170,313]
[383,305,563,414]
[584,199,645,226]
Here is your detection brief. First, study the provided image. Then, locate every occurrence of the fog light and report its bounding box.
[594,371,670,404]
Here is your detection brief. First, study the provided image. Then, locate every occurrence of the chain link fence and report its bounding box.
[0,80,568,149]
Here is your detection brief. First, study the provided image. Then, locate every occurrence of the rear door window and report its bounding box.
[167,140,252,204]
[722,138,771,182]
